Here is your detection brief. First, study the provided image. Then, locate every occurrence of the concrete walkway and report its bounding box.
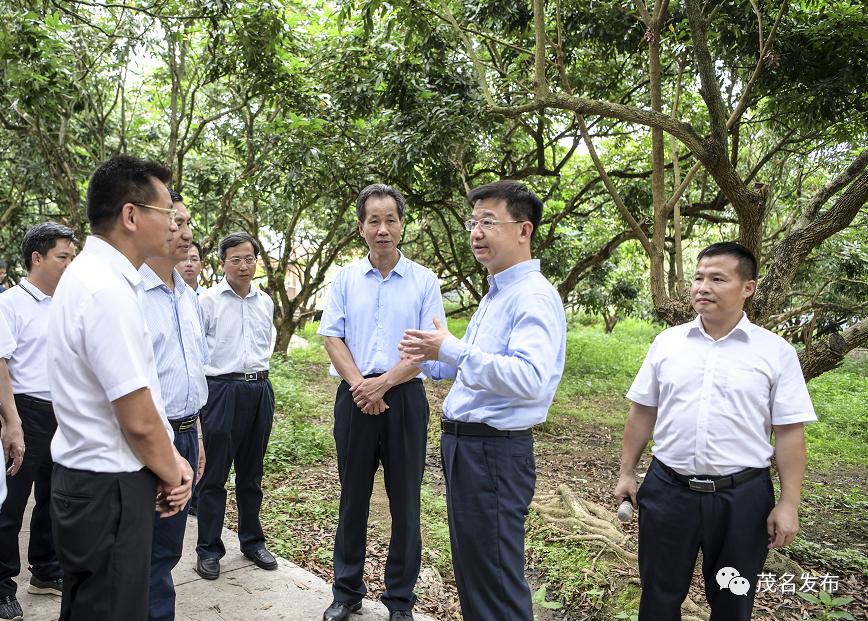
[16,501,437,621]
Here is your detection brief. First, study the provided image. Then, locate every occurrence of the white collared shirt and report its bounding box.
[0,279,53,400]
[199,278,274,376]
[48,236,172,473]
[627,313,817,475]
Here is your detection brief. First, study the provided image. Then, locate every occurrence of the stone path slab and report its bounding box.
[15,499,437,620]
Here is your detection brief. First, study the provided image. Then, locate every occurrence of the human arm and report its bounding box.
[767,423,806,548]
[613,402,657,507]
[0,359,24,475]
[402,293,564,400]
[349,357,420,409]
[113,387,183,486]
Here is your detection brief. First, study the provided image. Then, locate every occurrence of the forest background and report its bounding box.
[0,0,865,619]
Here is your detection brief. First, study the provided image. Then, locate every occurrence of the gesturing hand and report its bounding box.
[399,316,449,363]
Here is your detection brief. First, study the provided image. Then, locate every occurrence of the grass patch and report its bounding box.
[805,356,868,468]
[420,480,453,578]
[265,353,333,470]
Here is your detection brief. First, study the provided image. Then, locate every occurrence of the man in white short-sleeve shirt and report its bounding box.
[614,242,816,621]
[0,222,76,620]
[48,155,193,621]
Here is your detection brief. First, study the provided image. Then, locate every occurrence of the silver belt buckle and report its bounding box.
[688,477,717,492]
[244,372,258,381]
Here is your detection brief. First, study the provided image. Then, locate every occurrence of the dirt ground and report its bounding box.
[230,377,866,621]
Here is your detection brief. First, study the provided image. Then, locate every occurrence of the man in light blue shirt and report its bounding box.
[318,184,445,621]
[140,191,208,621]
[401,180,566,621]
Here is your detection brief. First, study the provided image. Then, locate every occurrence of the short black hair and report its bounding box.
[86,155,172,234]
[22,222,78,271]
[0,260,6,269]
[218,232,259,261]
[190,240,203,258]
[466,180,544,239]
[356,184,406,221]
[697,242,758,281]
[169,189,183,204]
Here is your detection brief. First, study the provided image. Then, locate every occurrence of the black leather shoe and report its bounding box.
[322,600,362,621]
[0,594,23,621]
[243,547,278,570]
[195,556,220,580]
[389,611,413,621]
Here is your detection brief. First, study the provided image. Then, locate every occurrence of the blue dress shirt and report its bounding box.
[140,264,209,419]
[433,259,567,430]
[318,252,446,378]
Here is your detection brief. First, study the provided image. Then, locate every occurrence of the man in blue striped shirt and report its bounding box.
[140,190,208,621]
[401,180,567,621]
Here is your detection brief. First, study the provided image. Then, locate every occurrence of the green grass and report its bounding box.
[805,356,868,468]
[420,480,453,578]
[264,352,333,470]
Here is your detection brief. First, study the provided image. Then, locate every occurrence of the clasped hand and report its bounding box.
[349,376,389,415]
[156,454,194,518]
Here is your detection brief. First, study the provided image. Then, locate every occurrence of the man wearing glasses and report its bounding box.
[177,240,205,294]
[400,180,567,621]
[195,232,277,580]
[140,190,208,621]
[47,155,193,621]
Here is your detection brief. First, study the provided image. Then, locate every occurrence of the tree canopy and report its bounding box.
[0,0,864,376]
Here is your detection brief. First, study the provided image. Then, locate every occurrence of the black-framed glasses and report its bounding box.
[134,202,178,222]
[463,218,525,232]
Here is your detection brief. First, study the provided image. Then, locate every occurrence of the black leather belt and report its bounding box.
[14,394,53,414]
[169,416,198,433]
[657,460,767,493]
[441,419,532,438]
[210,371,269,382]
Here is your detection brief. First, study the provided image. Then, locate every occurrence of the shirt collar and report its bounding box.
[139,263,187,295]
[487,259,541,293]
[84,236,142,288]
[363,251,407,278]
[19,278,50,301]
[688,311,753,342]
[216,277,258,299]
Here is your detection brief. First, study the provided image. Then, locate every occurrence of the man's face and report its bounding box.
[167,201,193,262]
[691,254,756,321]
[32,239,76,290]
[220,241,256,290]
[177,246,203,287]
[136,178,178,258]
[358,195,403,260]
[0,267,6,281]
[468,198,530,275]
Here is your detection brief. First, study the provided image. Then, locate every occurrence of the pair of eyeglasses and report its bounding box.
[463,218,525,232]
[225,256,257,266]
[134,203,178,222]
[182,257,201,264]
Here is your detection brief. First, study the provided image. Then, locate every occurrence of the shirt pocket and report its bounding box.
[725,365,771,412]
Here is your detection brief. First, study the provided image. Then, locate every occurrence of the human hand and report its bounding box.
[399,316,449,362]
[2,418,25,476]
[613,472,638,509]
[196,437,206,483]
[350,376,389,410]
[767,501,799,548]
[156,457,194,518]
